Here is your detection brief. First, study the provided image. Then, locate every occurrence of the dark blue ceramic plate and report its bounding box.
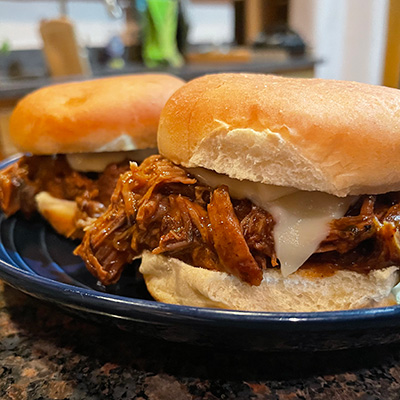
[1,156,400,352]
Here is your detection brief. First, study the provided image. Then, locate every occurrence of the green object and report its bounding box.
[142,0,183,68]
[0,40,11,55]
[108,57,125,70]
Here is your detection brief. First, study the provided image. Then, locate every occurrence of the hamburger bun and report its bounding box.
[140,252,399,312]
[35,192,78,238]
[158,73,400,197]
[136,73,400,312]
[10,73,185,155]
[6,73,184,239]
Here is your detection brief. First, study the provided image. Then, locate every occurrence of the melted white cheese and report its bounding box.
[189,168,355,276]
[97,133,136,152]
[189,168,297,202]
[66,148,157,172]
[267,192,353,276]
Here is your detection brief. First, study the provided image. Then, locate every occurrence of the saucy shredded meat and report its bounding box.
[0,155,130,237]
[3,154,400,286]
[75,155,277,285]
[208,186,263,285]
[74,155,400,286]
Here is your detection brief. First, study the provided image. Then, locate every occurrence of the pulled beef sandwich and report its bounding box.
[0,74,184,238]
[75,73,400,312]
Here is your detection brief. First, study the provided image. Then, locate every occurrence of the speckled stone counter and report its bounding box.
[1,280,400,400]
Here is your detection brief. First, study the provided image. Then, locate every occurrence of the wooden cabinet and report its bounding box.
[190,0,290,46]
[234,0,289,45]
[0,99,19,160]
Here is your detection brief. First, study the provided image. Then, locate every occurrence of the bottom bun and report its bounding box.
[139,251,400,312]
[35,191,80,238]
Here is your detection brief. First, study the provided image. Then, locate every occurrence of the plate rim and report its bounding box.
[1,250,400,331]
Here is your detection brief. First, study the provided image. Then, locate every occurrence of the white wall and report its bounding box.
[289,0,389,85]
[185,2,234,45]
[0,1,235,50]
[0,1,124,49]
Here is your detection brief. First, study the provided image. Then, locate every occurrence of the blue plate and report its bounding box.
[1,156,400,351]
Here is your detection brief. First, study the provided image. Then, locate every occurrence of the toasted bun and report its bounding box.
[10,74,184,155]
[35,192,80,238]
[35,191,109,239]
[158,73,400,197]
[139,252,399,312]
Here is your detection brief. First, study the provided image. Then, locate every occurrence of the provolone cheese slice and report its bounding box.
[267,192,353,276]
[189,168,297,202]
[66,148,156,172]
[189,167,354,276]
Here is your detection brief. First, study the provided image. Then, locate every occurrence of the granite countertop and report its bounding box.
[1,280,400,399]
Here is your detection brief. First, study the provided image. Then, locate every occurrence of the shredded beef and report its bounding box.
[77,155,274,285]
[239,201,278,269]
[310,196,400,272]
[208,186,263,285]
[75,156,278,285]
[75,155,220,285]
[0,155,130,236]
[317,196,378,254]
[74,155,400,286]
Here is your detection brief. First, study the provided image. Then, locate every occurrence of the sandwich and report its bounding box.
[75,73,400,312]
[0,73,184,238]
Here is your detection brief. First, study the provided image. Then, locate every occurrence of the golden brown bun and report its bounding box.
[10,74,184,155]
[35,192,80,238]
[35,191,103,239]
[158,73,400,197]
[139,252,399,312]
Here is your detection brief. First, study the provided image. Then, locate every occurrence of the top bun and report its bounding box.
[10,74,184,155]
[158,73,400,197]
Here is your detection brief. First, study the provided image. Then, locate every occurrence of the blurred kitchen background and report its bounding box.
[0,0,399,158]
